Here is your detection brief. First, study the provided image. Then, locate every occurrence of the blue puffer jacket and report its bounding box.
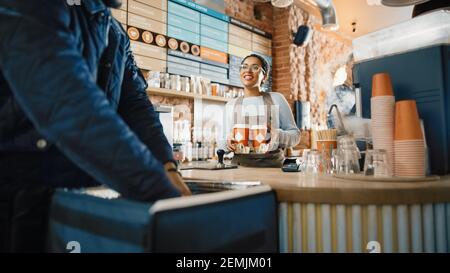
[0,0,181,201]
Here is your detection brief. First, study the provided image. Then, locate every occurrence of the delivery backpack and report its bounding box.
[47,185,278,253]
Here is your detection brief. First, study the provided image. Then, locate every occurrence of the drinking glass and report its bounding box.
[327,148,339,174]
[305,150,322,175]
[364,149,391,177]
[338,148,360,174]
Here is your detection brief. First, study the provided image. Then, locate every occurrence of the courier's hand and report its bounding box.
[164,162,192,196]
[167,171,192,196]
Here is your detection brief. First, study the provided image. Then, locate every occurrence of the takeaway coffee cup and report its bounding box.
[233,124,249,146]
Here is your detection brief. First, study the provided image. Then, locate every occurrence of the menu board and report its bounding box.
[111,0,272,89]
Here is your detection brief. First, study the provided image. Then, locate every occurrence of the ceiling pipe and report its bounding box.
[312,0,339,31]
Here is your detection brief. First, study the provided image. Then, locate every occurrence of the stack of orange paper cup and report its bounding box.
[371,73,395,176]
[394,100,425,177]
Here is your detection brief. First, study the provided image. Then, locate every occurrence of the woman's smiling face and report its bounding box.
[240,56,267,88]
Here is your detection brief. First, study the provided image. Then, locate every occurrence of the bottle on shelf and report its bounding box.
[197,142,204,161]
[203,142,209,160]
[181,77,190,93]
[173,120,179,144]
[159,72,165,88]
[170,74,181,91]
[209,141,216,160]
[146,70,160,88]
[172,143,184,165]
[164,73,170,89]
[192,142,198,161]
[185,141,193,162]
[211,83,219,96]
[180,120,191,143]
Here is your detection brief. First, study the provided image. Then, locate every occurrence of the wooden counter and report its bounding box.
[181,167,450,205]
[182,166,450,253]
[45,169,449,253]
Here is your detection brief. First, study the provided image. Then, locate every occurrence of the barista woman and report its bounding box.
[222,54,301,167]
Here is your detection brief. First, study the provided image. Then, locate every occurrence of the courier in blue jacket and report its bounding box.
[0,0,192,236]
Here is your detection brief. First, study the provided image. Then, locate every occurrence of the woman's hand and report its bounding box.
[266,128,281,152]
[226,133,236,152]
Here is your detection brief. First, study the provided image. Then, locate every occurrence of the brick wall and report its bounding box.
[288,5,352,126]
[224,3,297,109]
[224,0,273,34]
[272,7,292,105]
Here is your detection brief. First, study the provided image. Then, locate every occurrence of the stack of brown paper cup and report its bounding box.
[371,73,395,176]
[394,100,425,177]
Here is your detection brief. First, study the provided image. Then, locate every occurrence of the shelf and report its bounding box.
[146,87,231,103]
[147,87,195,99]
